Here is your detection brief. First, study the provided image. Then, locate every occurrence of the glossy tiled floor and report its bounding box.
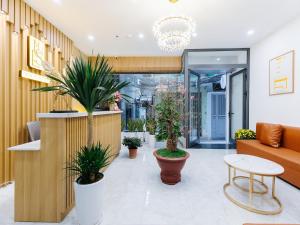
[1,146,300,225]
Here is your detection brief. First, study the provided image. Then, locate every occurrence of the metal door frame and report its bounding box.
[182,48,250,148]
[229,68,248,143]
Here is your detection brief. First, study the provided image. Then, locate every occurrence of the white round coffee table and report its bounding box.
[223,154,284,215]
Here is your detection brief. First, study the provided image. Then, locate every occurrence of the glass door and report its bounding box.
[188,71,200,146]
[229,69,247,141]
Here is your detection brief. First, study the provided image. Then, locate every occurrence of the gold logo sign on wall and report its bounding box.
[28,36,45,71]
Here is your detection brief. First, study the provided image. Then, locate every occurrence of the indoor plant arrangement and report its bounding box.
[235,129,256,140]
[146,118,156,148]
[122,137,142,159]
[34,56,129,225]
[153,92,189,185]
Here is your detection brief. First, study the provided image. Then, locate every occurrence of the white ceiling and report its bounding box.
[25,0,300,56]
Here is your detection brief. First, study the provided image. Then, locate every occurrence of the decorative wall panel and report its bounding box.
[0,0,85,186]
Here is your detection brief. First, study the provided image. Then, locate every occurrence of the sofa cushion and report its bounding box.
[237,140,300,171]
[281,125,300,153]
[260,123,282,148]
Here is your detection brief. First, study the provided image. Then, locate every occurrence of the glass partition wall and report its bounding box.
[117,74,183,130]
[183,49,250,148]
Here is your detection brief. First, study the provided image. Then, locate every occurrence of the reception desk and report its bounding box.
[8,111,121,222]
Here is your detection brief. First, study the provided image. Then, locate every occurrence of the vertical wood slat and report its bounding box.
[0,0,84,186]
[20,0,25,30]
[1,0,9,14]
[7,0,14,23]
[14,0,20,33]
[25,3,30,28]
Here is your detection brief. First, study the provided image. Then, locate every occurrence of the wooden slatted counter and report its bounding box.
[8,111,121,222]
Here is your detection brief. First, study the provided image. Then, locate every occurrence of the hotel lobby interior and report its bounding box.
[1,0,300,225]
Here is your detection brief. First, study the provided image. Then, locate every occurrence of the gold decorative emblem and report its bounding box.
[28,36,45,71]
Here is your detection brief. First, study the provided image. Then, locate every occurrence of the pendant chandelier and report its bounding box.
[153,15,195,52]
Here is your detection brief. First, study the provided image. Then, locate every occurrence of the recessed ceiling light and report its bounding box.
[88,35,95,41]
[138,33,144,39]
[247,29,255,36]
[192,33,197,37]
[53,0,62,5]
[216,57,221,61]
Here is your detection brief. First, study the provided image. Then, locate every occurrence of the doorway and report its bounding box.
[183,49,250,148]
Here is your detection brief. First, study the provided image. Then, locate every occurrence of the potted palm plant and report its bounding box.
[122,137,142,159]
[33,56,129,225]
[153,93,189,185]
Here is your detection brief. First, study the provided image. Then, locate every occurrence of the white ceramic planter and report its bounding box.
[74,178,104,225]
[148,134,156,148]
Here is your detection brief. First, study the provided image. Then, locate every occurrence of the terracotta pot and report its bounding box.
[153,150,190,185]
[128,148,137,159]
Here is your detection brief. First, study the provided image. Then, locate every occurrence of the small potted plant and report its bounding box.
[70,143,111,225]
[235,129,256,140]
[153,93,189,185]
[122,137,142,159]
[146,118,156,148]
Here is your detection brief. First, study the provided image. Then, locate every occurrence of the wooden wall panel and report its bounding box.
[1,0,9,14]
[0,0,86,186]
[89,56,182,73]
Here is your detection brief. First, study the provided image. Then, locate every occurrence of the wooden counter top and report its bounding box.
[37,110,121,119]
[8,140,40,151]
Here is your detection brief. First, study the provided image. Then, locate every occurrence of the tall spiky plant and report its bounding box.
[33,55,129,148]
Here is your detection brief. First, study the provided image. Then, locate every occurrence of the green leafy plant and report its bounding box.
[135,119,145,132]
[146,118,156,135]
[127,119,136,132]
[33,55,129,148]
[68,143,112,184]
[235,129,256,140]
[122,137,142,149]
[121,120,126,131]
[156,92,184,155]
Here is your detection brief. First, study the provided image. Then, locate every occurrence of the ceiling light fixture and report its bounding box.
[153,15,195,52]
[138,33,144,39]
[247,29,255,36]
[88,35,95,41]
[53,0,62,5]
[169,0,179,3]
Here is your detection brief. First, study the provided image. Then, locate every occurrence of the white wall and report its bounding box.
[249,16,300,129]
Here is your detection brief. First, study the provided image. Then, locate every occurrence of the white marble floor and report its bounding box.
[1,146,300,225]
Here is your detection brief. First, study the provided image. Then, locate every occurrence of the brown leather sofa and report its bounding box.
[237,122,300,188]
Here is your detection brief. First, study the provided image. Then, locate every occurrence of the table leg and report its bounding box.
[228,166,231,184]
[249,174,254,204]
[272,176,276,198]
[233,168,236,178]
[261,176,264,184]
